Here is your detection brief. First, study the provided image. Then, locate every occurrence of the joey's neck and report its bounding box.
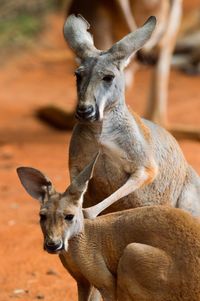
[66,222,96,264]
[65,227,85,259]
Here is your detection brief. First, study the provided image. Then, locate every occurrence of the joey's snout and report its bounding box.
[76,103,99,121]
[44,239,64,254]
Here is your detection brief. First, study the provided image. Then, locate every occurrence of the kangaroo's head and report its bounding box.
[17,154,98,254]
[64,14,156,122]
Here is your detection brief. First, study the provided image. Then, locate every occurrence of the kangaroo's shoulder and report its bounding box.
[130,110,151,141]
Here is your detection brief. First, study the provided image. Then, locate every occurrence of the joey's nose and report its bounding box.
[45,240,63,253]
[76,105,95,121]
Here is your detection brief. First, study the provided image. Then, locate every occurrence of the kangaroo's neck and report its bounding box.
[66,211,135,258]
[64,210,147,274]
[103,101,129,125]
[84,98,130,137]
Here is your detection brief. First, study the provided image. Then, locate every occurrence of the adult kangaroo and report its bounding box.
[64,15,200,218]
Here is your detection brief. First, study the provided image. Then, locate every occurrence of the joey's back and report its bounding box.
[87,206,200,259]
[65,206,200,299]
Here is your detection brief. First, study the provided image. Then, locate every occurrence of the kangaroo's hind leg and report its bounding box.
[117,243,173,301]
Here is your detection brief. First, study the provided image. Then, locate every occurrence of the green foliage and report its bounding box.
[0,0,56,50]
[0,14,44,49]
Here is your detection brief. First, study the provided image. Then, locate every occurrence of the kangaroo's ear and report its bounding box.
[63,14,100,59]
[17,167,55,202]
[108,16,156,68]
[65,152,100,203]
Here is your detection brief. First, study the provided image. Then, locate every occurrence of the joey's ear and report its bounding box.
[108,16,156,68]
[17,167,55,202]
[63,14,100,59]
[66,152,100,200]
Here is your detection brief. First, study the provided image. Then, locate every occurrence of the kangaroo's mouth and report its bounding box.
[75,103,99,122]
[75,111,97,122]
[44,241,64,254]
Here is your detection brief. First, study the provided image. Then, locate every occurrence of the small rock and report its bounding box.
[0,145,14,160]
[36,294,45,299]
[29,272,37,277]
[13,289,28,295]
[46,268,58,276]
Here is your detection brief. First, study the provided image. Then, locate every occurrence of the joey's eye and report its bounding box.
[40,213,47,222]
[64,214,74,222]
[102,75,114,83]
[75,71,82,81]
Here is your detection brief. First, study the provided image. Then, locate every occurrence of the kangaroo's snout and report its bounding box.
[76,104,99,121]
[44,239,64,254]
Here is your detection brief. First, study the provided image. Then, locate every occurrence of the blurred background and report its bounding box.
[0,1,200,301]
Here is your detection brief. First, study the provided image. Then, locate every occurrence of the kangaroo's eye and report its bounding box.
[65,214,74,222]
[102,75,114,83]
[75,71,82,81]
[40,213,47,222]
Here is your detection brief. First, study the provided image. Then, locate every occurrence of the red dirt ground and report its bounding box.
[0,4,200,301]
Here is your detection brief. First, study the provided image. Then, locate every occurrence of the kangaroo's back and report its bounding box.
[90,206,200,257]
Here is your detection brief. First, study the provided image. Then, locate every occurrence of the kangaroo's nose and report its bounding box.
[45,240,63,253]
[76,105,95,120]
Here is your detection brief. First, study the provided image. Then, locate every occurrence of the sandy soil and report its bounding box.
[0,6,200,301]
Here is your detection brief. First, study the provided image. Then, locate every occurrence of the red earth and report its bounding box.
[0,3,200,301]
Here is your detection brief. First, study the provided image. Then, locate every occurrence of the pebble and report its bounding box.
[46,268,58,276]
[36,294,45,299]
[0,145,14,160]
[13,289,28,295]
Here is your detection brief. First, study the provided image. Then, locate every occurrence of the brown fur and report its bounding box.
[17,165,200,301]
[143,165,158,186]
[131,110,151,141]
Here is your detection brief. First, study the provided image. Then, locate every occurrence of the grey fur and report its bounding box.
[64,14,100,59]
[108,16,157,62]
[65,14,200,217]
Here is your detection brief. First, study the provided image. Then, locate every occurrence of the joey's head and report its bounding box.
[17,154,98,254]
[64,14,156,121]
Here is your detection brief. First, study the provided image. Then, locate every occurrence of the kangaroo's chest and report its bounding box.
[86,151,128,202]
[98,122,141,174]
[81,125,148,209]
[95,128,137,190]
[79,138,134,210]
